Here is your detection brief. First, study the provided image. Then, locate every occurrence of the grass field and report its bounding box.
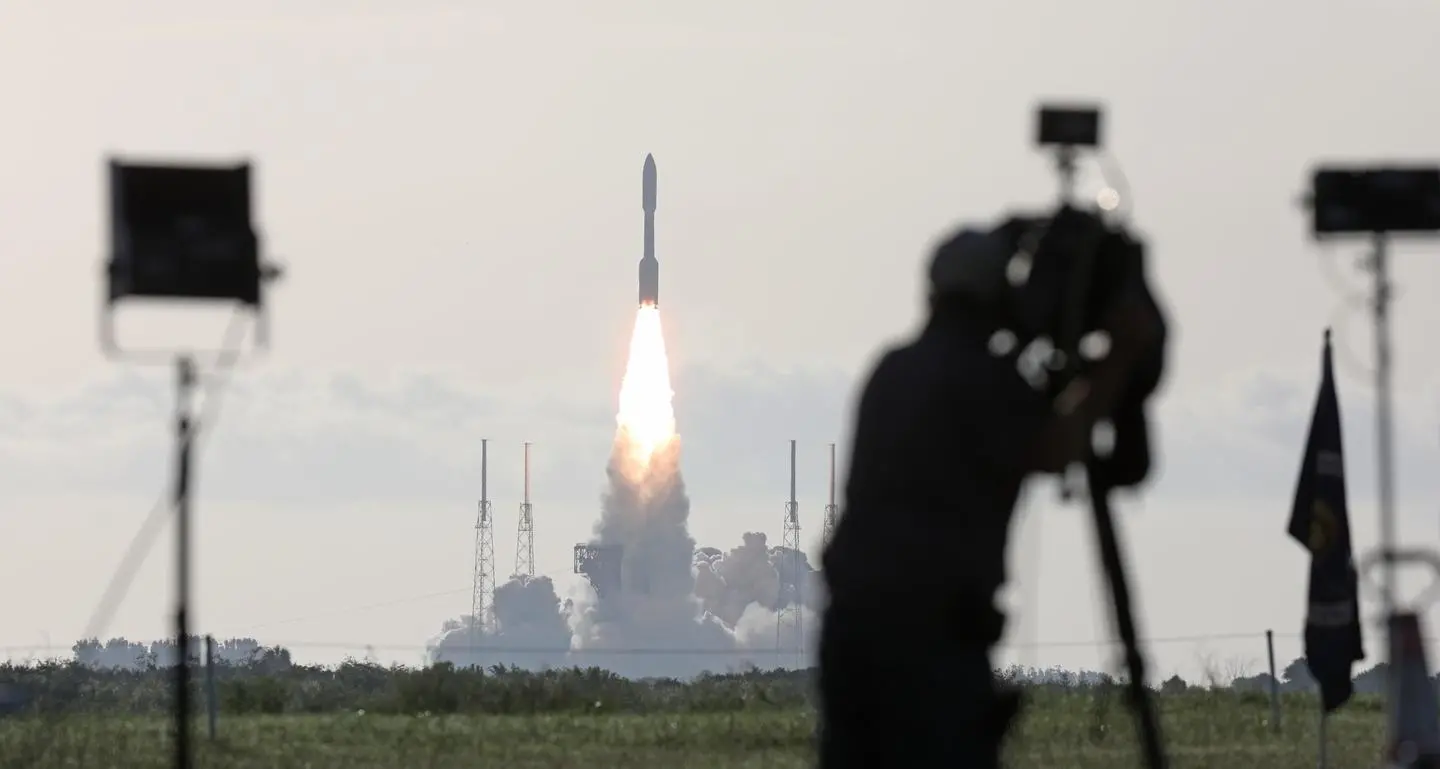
[0,691,1386,768]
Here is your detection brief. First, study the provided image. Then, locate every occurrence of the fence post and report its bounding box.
[205,635,218,741]
[1265,629,1282,733]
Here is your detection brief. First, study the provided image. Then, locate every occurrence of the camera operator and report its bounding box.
[816,226,1166,768]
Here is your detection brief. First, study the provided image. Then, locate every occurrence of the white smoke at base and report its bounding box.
[428,575,574,671]
[430,307,822,677]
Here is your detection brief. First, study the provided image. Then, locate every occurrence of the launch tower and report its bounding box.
[574,544,625,601]
[470,439,495,636]
[777,439,803,667]
[823,442,838,546]
[514,442,535,578]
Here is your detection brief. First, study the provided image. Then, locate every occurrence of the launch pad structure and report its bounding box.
[471,439,496,636]
[777,440,803,663]
[822,442,837,546]
[574,544,625,601]
[515,442,535,578]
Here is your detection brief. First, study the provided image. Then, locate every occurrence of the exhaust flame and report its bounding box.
[616,304,676,478]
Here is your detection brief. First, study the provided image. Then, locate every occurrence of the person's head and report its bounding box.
[925,227,1012,326]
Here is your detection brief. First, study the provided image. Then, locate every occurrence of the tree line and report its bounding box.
[67,637,290,670]
[0,636,1394,719]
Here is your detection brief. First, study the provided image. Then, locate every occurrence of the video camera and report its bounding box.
[940,104,1168,488]
[1009,105,1173,769]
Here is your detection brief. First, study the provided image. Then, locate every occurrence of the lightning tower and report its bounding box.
[514,442,535,578]
[823,442,838,546]
[777,439,803,667]
[470,439,495,637]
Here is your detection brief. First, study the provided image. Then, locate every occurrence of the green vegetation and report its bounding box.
[0,661,1387,768]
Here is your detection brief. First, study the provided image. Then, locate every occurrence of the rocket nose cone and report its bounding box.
[642,154,657,211]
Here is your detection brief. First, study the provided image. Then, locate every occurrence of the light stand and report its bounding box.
[1306,164,1440,764]
[102,157,280,769]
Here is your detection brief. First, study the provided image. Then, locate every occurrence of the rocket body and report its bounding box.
[638,154,659,306]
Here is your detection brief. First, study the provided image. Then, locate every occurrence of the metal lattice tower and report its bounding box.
[514,441,535,578]
[822,442,838,547]
[470,439,495,637]
[777,439,803,667]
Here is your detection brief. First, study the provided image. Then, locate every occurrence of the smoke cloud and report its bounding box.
[428,574,573,671]
[431,307,820,678]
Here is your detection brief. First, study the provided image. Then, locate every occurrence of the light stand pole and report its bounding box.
[172,356,197,769]
[1367,231,1415,742]
[1369,233,1397,623]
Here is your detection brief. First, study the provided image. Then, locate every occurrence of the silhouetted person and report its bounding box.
[816,228,1164,768]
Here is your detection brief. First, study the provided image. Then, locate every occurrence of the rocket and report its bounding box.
[638,154,659,306]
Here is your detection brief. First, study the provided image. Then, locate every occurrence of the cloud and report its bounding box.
[0,359,1434,515]
[674,363,855,494]
[1152,369,1440,504]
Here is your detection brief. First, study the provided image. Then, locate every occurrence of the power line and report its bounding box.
[234,588,471,632]
[1012,631,1286,649]
[233,631,1308,653]
[3,629,1305,658]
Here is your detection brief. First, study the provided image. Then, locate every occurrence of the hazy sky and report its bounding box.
[3,1,1440,680]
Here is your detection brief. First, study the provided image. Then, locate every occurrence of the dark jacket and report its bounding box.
[822,305,1050,616]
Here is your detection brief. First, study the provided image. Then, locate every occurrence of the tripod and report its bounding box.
[1080,465,1168,769]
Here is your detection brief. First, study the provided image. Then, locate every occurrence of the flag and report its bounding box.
[1286,328,1365,712]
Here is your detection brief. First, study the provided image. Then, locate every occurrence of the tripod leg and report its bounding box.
[1086,464,1168,769]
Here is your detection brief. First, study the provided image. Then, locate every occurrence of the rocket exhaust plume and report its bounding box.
[616,306,675,473]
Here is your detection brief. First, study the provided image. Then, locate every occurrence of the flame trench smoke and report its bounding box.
[432,306,822,677]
